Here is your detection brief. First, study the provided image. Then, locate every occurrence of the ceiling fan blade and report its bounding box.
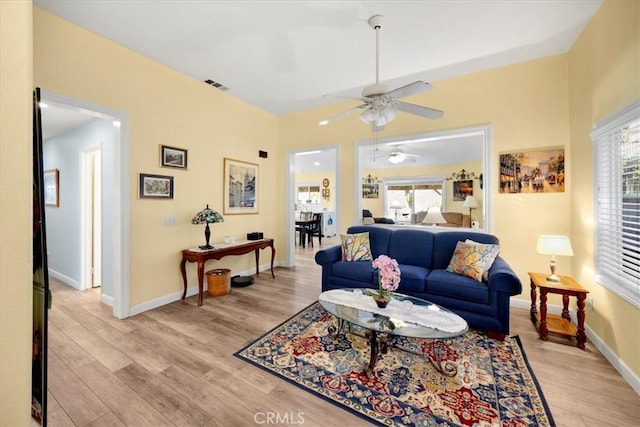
[396,101,444,120]
[386,81,432,99]
[319,104,368,126]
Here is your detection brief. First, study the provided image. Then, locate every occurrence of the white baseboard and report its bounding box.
[510,297,640,395]
[48,269,80,290]
[583,323,640,395]
[129,262,280,317]
[101,294,113,307]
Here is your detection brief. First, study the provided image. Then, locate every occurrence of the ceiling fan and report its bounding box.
[373,146,420,164]
[319,15,444,132]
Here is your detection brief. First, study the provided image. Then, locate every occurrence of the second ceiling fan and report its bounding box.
[319,15,444,132]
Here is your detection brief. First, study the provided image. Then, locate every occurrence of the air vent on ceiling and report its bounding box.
[204,79,229,91]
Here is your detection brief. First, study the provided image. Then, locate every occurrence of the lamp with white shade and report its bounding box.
[389,200,403,222]
[536,235,574,282]
[422,207,447,226]
[463,195,480,221]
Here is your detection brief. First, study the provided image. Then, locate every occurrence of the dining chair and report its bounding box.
[295,212,313,246]
[307,213,323,248]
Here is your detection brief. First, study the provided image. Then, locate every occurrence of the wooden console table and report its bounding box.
[181,239,275,306]
[528,272,589,350]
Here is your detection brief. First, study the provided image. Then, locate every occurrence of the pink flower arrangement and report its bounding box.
[371,255,401,297]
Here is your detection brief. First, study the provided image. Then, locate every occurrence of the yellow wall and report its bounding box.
[0,1,33,424]
[568,0,640,376]
[33,8,280,306]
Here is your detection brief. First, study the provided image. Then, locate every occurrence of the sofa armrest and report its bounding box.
[486,257,522,296]
[315,244,342,266]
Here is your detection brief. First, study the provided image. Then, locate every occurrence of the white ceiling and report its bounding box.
[35,0,602,117]
[38,103,97,140]
[35,1,601,169]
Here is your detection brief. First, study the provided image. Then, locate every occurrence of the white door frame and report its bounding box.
[41,89,130,319]
[80,146,102,290]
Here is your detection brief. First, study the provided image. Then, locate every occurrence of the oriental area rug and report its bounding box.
[234,302,555,426]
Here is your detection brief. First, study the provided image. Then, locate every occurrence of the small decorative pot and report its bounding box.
[373,294,391,308]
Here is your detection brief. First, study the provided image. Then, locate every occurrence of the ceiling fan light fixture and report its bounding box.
[388,153,406,164]
[381,104,397,123]
[358,110,372,125]
[360,103,397,128]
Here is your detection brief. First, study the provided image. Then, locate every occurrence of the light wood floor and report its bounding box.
[42,237,639,426]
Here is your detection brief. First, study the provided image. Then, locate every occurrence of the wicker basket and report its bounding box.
[206,268,231,297]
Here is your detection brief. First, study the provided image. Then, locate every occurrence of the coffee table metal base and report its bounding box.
[327,316,458,377]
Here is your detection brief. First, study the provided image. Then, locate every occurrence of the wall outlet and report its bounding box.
[163,217,176,226]
[587,297,594,311]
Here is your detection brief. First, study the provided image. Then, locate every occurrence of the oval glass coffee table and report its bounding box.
[319,288,468,376]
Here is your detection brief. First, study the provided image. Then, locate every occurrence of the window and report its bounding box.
[592,100,640,308]
[384,177,445,220]
[296,184,321,209]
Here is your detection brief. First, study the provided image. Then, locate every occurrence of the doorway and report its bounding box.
[286,146,339,267]
[39,89,130,318]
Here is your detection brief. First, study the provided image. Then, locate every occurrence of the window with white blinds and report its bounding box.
[592,100,640,308]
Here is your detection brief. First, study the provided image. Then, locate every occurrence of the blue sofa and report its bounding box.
[314,225,522,339]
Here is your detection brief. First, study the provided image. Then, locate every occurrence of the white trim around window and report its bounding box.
[591,99,640,308]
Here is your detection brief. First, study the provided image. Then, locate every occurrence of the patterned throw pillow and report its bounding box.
[465,239,500,275]
[446,240,501,282]
[341,232,373,262]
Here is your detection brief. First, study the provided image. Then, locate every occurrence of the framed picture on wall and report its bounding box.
[44,169,59,207]
[453,179,473,201]
[139,173,174,199]
[362,183,379,199]
[499,147,565,193]
[160,145,188,169]
[224,158,258,214]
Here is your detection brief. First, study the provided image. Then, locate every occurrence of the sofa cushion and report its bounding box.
[331,261,376,284]
[388,229,434,269]
[396,264,429,293]
[341,232,373,261]
[446,240,501,281]
[442,212,463,225]
[426,269,490,304]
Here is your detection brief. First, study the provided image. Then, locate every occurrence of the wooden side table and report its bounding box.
[528,272,589,350]
[181,239,275,306]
